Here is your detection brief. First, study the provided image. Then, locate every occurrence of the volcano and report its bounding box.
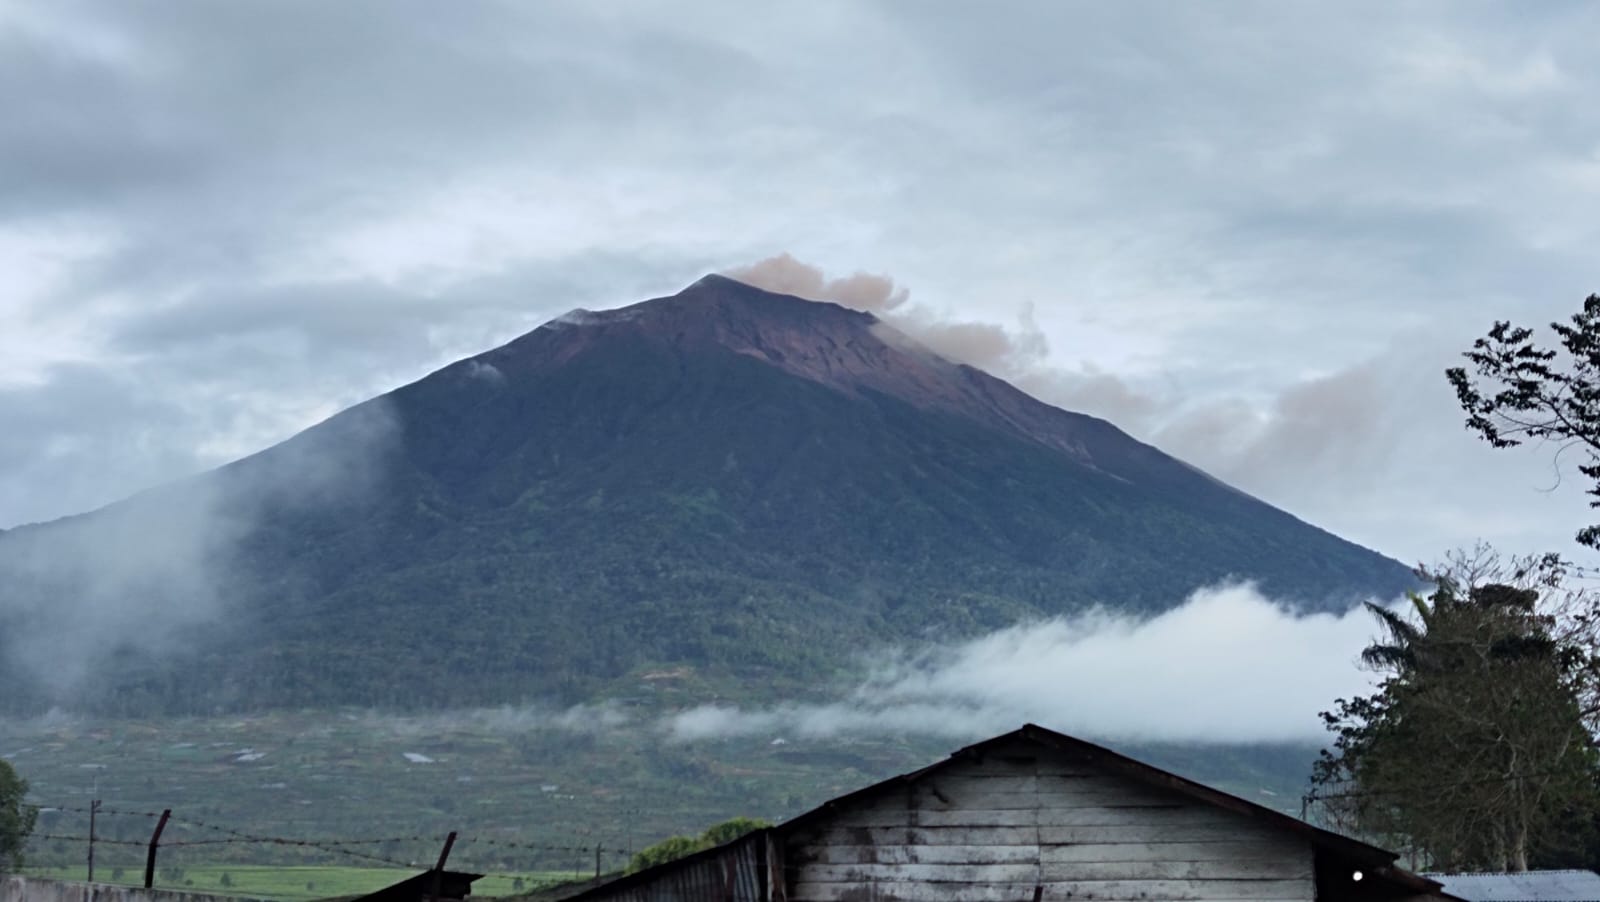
[0,275,1413,713]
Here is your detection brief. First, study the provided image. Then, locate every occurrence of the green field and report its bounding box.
[14,864,580,900]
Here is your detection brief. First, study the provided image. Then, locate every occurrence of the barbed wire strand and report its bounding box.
[27,807,636,872]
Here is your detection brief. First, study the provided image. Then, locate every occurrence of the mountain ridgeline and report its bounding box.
[0,275,1414,714]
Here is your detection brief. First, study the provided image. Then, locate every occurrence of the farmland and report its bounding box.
[3,708,948,876]
[2,708,1319,896]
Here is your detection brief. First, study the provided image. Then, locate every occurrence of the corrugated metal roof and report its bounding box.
[1426,870,1600,902]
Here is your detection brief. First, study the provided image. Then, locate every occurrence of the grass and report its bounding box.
[15,864,576,900]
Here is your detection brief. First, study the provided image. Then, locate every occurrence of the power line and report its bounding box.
[148,814,421,868]
[36,805,163,819]
[29,829,628,859]
[159,837,423,849]
[457,836,627,857]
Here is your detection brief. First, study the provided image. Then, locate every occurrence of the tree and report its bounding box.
[698,816,770,846]
[0,760,37,873]
[1311,548,1600,871]
[1448,295,1600,550]
[626,816,773,873]
[626,835,704,874]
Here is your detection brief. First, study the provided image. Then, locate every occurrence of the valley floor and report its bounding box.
[1,708,1319,893]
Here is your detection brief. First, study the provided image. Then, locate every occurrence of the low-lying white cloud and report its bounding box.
[667,582,1394,745]
[0,479,242,695]
[360,702,630,738]
[0,397,404,704]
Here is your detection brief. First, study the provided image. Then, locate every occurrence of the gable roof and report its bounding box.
[780,723,1442,892]
[566,723,1454,901]
[1427,871,1600,902]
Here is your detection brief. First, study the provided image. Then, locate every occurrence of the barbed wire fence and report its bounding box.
[18,802,635,900]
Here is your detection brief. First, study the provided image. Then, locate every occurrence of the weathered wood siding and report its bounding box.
[783,740,1314,902]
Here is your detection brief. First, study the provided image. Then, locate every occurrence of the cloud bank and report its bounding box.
[667,582,1392,745]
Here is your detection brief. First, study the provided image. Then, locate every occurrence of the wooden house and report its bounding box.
[565,724,1458,902]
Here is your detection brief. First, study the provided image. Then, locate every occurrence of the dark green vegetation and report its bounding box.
[626,817,770,873]
[0,756,34,873]
[1378,294,1600,869]
[0,276,1412,715]
[1311,550,1600,870]
[3,712,1319,884]
[1450,293,1600,551]
[1300,295,1600,872]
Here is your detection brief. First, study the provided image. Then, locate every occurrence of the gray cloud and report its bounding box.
[0,364,215,526]
[0,0,1595,573]
[0,250,684,528]
[1148,364,1399,489]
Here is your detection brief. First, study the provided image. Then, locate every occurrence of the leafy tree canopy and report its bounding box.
[1312,548,1600,871]
[1449,295,1600,550]
[626,816,773,874]
[698,817,771,847]
[0,758,36,873]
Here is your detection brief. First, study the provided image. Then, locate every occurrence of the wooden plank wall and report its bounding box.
[782,740,1314,902]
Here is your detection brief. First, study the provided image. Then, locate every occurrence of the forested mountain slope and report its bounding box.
[0,275,1414,713]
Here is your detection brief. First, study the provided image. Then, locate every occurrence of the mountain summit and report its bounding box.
[509,274,1193,475]
[0,276,1414,713]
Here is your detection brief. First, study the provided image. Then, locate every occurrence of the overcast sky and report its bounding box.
[3,1,1598,568]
